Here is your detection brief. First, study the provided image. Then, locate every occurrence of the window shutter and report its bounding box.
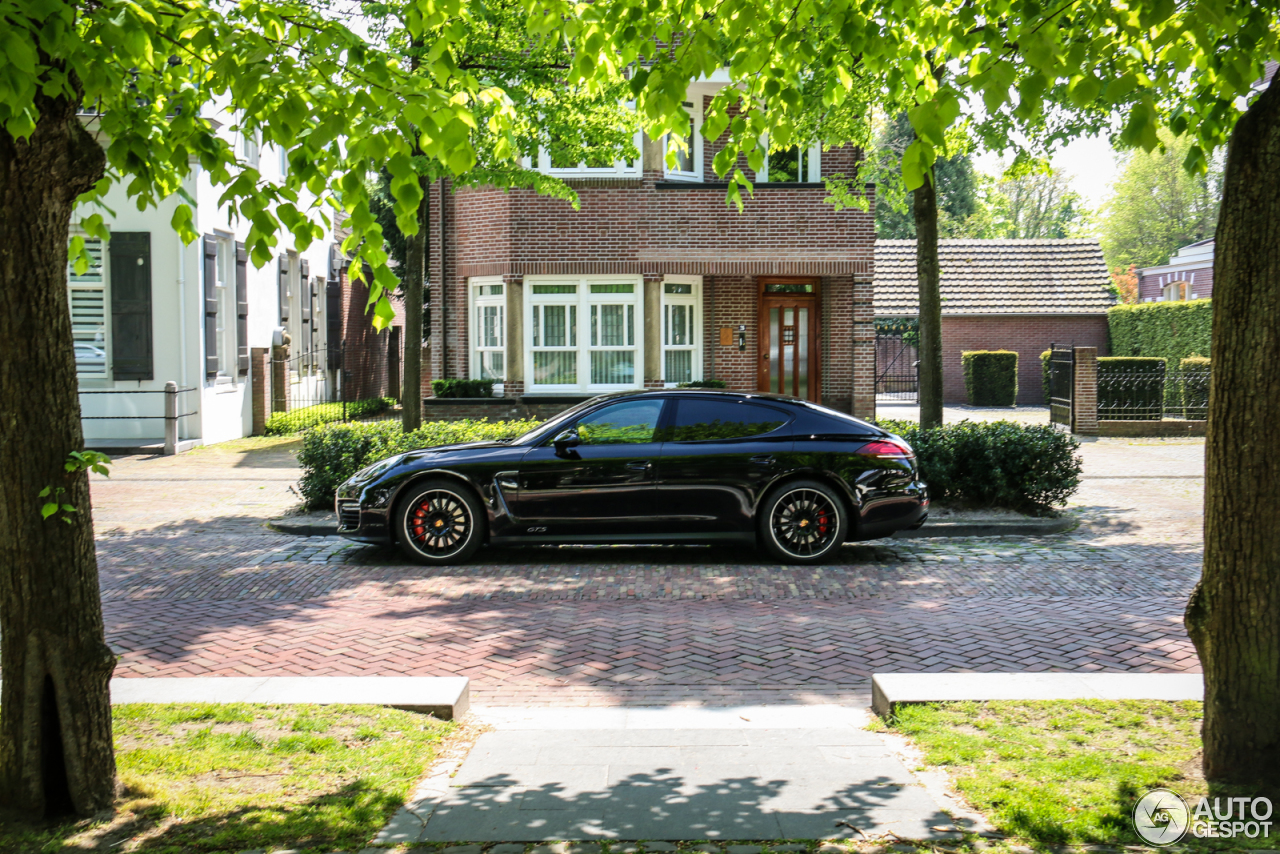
[203,234,218,378]
[300,259,311,330]
[278,254,290,323]
[109,232,154,380]
[310,276,320,352]
[236,241,249,375]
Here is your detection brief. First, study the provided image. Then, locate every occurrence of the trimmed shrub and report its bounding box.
[961,350,1018,406]
[1177,356,1211,420]
[1040,349,1052,404]
[1097,357,1166,421]
[1107,299,1212,362]
[263,398,394,436]
[297,417,542,508]
[431,378,495,398]
[879,419,1082,511]
[677,379,728,388]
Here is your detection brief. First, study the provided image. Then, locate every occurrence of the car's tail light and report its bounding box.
[859,439,914,459]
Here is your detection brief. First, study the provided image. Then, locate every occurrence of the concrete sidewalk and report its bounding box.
[380,706,962,843]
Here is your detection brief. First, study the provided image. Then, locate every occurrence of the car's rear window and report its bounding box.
[665,398,790,442]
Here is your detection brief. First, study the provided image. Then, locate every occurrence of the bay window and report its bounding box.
[661,276,702,385]
[525,276,643,393]
[470,278,507,381]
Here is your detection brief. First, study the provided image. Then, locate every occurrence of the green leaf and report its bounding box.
[41,502,58,520]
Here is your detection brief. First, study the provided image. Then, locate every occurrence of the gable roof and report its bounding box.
[874,238,1116,316]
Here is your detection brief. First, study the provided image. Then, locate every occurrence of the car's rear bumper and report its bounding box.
[852,480,929,541]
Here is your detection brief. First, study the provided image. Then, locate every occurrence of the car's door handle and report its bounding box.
[626,460,653,471]
[750,455,776,466]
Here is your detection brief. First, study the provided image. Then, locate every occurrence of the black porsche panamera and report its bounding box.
[335,390,929,565]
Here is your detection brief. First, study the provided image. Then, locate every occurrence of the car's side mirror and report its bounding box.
[552,427,581,457]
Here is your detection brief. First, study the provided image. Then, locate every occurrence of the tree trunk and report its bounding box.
[0,88,118,815]
[1185,74,1280,793]
[401,175,428,432]
[913,163,944,428]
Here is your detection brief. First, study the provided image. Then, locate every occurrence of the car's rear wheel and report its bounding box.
[759,479,849,564]
[395,479,485,565]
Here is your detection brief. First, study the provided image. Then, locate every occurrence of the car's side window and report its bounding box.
[667,399,788,442]
[574,399,665,445]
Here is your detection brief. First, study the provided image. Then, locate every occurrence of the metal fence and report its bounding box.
[875,333,919,401]
[270,331,406,425]
[1097,365,1211,421]
[1048,346,1074,429]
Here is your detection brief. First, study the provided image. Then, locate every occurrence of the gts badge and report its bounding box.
[526,526,548,533]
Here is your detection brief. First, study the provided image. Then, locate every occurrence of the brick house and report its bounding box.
[416,87,879,421]
[874,239,1115,405]
[1137,239,1214,303]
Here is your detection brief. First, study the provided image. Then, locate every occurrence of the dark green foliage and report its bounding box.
[873,113,982,239]
[1097,357,1167,421]
[962,350,1018,406]
[676,380,728,388]
[1177,356,1211,420]
[297,418,540,508]
[430,378,495,398]
[264,398,394,435]
[879,419,1082,511]
[1041,349,1052,403]
[875,316,920,348]
[1107,300,1212,362]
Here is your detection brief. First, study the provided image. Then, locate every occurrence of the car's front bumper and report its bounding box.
[335,498,393,544]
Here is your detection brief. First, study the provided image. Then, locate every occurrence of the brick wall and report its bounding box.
[939,315,1110,405]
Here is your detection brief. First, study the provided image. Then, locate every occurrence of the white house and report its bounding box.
[71,117,339,450]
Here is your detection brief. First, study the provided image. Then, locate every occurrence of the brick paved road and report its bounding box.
[92,435,1205,705]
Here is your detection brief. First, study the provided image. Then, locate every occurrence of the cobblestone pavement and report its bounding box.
[93,434,1206,706]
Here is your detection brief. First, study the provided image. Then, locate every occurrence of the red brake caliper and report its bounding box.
[412,502,427,539]
[817,509,828,536]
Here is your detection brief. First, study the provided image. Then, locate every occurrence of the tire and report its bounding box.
[758,479,850,564]
[395,479,486,565]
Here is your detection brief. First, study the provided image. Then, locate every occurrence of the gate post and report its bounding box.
[250,347,270,435]
[164,382,178,455]
[271,344,290,413]
[1073,347,1098,435]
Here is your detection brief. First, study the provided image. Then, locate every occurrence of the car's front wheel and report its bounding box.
[759,479,849,564]
[395,479,485,565]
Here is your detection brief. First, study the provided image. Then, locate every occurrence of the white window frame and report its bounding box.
[469,276,507,383]
[68,234,110,379]
[524,275,645,394]
[661,275,702,386]
[214,233,237,382]
[536,102,644,178]
[664,99,703,182]
[759,142,821,183]
[1163,281,1188,302]
[287,249,304,376]
[242,129,260,168]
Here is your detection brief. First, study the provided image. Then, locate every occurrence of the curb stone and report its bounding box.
[892,516,1076,539]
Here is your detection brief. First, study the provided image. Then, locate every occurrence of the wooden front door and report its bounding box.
[757,278,820,401]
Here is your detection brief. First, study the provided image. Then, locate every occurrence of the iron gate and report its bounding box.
[1048,345,1074,429]
[875,332,919,401]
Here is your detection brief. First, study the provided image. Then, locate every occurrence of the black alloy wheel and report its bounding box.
[759,479,849,563]
[395,479,485,565]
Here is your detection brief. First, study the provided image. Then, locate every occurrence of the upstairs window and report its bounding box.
[761,144,820,182]
[664,100,703,181]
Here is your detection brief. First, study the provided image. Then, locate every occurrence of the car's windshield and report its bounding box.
[510,396,615,445]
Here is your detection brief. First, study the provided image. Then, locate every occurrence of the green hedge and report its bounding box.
[1108,299,1212,362]
[431,378,495,398]
[263,398,394,436]
[1177,356,1211,419]
[1097,357,1166,421]
[677,380,728,388]
[1040,350,1052,403]
[962,350,1018,406]
[297,417,542,508]
[879,419,1082,511]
